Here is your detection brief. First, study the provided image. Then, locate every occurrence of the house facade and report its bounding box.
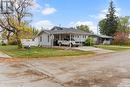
[37,27,92,46]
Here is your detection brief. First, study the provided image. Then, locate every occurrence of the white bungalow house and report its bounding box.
[37,26,92,46]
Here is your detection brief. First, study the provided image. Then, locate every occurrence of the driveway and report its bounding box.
[73,46,115,54]
[1,50,130,87]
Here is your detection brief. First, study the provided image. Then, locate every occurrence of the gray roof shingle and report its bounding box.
[38,27,92,36]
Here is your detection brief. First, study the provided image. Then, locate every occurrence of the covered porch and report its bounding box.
[52,33,85,46]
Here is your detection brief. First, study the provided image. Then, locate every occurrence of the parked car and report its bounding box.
[58,38,80,47]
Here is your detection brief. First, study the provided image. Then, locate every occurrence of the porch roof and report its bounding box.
[90,34,113,39]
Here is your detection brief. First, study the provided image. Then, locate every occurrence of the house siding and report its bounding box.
[38,32,52,46]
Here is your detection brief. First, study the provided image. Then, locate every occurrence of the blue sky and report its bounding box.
[31,0,130,33]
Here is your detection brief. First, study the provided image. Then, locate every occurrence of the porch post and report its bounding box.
[80,35,82,46]
[70,34,72,47]
[51,34,54,47]
[59,34,62,47]
[59,34,61,40]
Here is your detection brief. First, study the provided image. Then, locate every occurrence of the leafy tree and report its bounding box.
[113,16,130,45]
[9,17,33,36]
[114,32,129,45]
[1,30,13,44]
[1,30,7,40]
[118,16,130,33]
[32,28,39,37]
[76,25,92,33]
[8,34,17,45]
[85,37,94,46]
[99,0,119,36]
[98,19,106,35]
[0,0,33,48]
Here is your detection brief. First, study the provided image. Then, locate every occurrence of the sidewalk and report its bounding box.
[0,52,11,58]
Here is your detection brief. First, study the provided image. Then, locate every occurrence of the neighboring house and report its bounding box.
[90,34,113,45]
[37,26,92,46]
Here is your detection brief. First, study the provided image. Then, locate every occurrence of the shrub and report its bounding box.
[8,40,17,45]
[113,32,128,45]
[127,39,130,45]
[85,37,94,46]
[1,41,6,46]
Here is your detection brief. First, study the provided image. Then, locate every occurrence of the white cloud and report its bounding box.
[31,0,41,9]
[30,0,43,13]
[69,21,97,33]
[42,4,57,15]
[34,20,54,30]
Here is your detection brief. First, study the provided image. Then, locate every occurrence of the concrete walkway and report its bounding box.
[0,52,11,58]
[73,46,115,54]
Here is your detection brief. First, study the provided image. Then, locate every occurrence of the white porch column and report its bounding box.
[80,35,82,46]
[59,34,62,47]
[51,34,54,47]
[59,34,61,40]
[70,34,72,47]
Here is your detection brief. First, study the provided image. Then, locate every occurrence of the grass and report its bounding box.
[0,45,94,58]
[94,45,130,51]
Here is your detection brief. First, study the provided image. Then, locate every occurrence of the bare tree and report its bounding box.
[0,0,33,48]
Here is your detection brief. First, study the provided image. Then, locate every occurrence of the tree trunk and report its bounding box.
[7,31,11,45]
[15,31,22,49]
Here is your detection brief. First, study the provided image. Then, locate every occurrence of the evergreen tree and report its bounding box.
[99,0,119,36]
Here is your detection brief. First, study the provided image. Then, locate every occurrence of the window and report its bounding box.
[40,36,42,42]
[32,39,35,41]
[48,35,49,42]
[84,35,86,38]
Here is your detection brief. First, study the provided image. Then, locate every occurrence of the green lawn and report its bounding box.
[0,45,94,58]
[94,45,130,51]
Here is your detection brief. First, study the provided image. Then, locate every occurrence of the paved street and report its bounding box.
[1,50,130,87]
